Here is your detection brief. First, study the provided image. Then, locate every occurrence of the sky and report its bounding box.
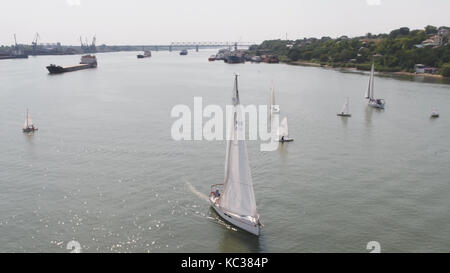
[0,0,449,46]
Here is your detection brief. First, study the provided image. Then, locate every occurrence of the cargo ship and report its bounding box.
[0,50,28,60]
[224,54,245,64]
[0,53,28,60]
[46,55,97,74]
[137,50,152,58]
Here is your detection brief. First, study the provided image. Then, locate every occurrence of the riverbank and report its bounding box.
[284,60,448,80]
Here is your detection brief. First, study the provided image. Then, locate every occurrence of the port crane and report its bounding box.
[13,34,18,49]
[80,35,97,53]
[32,33,40,52]
[13,34,21,54]
[91,35,96,49]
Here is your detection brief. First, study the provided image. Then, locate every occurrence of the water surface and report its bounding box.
[0,50,449,252]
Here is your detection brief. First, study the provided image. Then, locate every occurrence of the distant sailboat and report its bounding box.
[337,98,352,117]
[22,109,38,133]
[431,109,439,118]
[366,62,385,109]
[209,74,262,236]
[277,117,294,142]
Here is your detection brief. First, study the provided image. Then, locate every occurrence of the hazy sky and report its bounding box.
[1,0,449,45]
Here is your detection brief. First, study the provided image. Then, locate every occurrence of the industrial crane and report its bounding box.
[13,33,18,50]
[80,35,97,53]
[32,33,40,52]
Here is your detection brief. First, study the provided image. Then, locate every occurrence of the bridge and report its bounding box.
[141,41,255,52]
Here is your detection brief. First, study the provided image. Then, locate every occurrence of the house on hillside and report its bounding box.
[422,29,449,47]
[422,38,438,47]
[438,28,449,37]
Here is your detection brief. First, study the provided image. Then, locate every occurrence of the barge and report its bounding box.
[137,50,152,58]
[46,55,97,74]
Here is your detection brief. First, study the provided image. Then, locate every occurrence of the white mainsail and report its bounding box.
[366,62,374,99]
[341,98,350,115]
[277,117,289,137]
[220,75,258,218]
[23,110,33,129]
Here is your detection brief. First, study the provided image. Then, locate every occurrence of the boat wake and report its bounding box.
[184,181,238,232]
[185,181,209,202]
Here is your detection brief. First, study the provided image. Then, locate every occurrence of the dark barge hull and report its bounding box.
[46,64,96,74]
[0,55,29,60]
[224,55,245,64]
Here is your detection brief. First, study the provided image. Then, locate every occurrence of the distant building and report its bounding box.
[424,67,438,74]
[414,64,426,73]
[414,64,438,74]
[422,30,448,47]
[438,28,449,37]
[422,38,437,47]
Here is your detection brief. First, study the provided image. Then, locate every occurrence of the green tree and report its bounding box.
[441,63,450,77]
[425,25,437,35]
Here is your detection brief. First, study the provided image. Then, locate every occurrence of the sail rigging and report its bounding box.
[341,98,350,115]
[366,62,374,99]
[220,75,258,218]
[277,117,289,137]
[23,109,33,129]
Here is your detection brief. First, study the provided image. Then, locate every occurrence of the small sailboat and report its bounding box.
[209,74,262,236]
[366,62,385,109]
[431,109,439,118]
[337,98,352,117]
[22,109,38,133]
[277,117,294,142]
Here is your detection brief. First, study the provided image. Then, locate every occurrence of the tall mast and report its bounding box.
[371,62,375,99]
[26,108,29,128]
[233,74,240,105]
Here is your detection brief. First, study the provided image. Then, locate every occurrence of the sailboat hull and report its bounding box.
[337,114,351,117]
[368,101,385,109]
[209,195,261,236]
[22,127,38,133]
[278,138,294,142]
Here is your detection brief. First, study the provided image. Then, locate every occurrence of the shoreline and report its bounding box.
[284,60,448,80]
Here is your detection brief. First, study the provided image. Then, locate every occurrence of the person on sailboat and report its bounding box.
[215,189,220,198]
[281,136,285,141]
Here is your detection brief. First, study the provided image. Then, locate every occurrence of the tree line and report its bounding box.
[249,25,450,77]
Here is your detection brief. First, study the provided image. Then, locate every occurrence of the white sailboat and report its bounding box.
[366,62,385,109]
[337,98,351,117]
[22,109,38,133]
[431,108,439,118]
[210,74,262,236]
[277,117,294,142]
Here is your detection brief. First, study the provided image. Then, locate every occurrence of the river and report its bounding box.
[0,50,449,252]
